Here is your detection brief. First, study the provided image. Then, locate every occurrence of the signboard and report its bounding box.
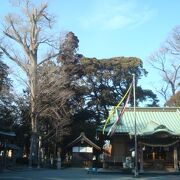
[72,146,93,153]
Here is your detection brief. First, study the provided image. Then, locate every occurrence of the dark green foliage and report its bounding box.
[58,32,83,82]
[59,32,79,64]
[64,56,159,146]
[0,53,16,131]
[76,57,159,125]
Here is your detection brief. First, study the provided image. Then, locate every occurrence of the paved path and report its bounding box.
[0,168,180,180]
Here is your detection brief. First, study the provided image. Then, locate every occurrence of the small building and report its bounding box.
[100,107,180,172]
[0,130,19,169]
[65,132,101,167]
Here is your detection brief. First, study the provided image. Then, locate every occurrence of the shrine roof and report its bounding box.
[101,107,180,136]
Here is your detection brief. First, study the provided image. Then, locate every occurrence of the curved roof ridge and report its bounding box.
[65,132,101,150]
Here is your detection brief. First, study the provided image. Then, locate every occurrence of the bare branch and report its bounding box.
[149,26,180,104]
[38,52,59,66]
[0,44,28,74]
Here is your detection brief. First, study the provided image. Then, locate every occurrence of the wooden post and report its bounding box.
[139,144,144,172]
[174,146,178,171]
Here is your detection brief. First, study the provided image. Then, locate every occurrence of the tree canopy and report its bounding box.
[69,56,159,140]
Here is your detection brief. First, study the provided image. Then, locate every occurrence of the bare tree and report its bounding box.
[0,0,59,166]
[149,26,180,104]
[37,61,74,139]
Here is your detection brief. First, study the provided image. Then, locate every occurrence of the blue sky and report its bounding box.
[0,0,180,105]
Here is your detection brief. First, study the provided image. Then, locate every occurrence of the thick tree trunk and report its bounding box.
[29,100,38,167]
[29,62,38,167]
[29,131,38,167]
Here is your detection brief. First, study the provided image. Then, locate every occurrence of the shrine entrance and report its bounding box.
[142,146,174,170]
[138,138,179,172]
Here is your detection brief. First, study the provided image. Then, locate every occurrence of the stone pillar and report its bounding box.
[152,151,155,160]
[139,144,144,172]
[174,146,178,171]
[57,147,61,170]
[37,136,42,168]
[41,148,45,166]
[102,153,108,169]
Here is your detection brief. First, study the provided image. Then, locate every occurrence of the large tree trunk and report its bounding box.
[29,62,38,167]
[29,131,38,167]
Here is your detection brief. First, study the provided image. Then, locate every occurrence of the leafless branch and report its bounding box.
[148,26,180,102]
[38,52,59,66]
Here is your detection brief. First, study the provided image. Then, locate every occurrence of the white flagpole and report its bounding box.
[133,74,138,177]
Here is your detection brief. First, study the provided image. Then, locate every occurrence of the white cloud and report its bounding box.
[79,0,156,30]
[104,15,132,29]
